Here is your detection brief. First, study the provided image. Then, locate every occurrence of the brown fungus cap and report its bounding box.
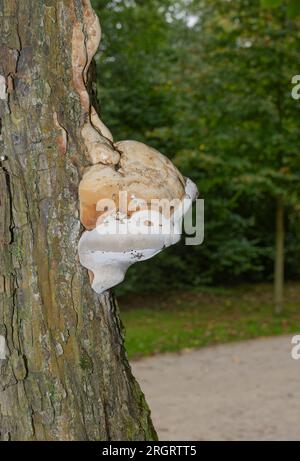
[79,140,186,230]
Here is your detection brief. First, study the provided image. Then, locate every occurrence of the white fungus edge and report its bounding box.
[78,177,198,294]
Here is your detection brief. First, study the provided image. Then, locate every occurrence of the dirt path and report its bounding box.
[131,335,300,441]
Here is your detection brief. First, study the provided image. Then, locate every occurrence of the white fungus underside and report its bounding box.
[78,178,198,294]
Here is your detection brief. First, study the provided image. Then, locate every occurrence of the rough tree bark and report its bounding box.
[0,0,157,441]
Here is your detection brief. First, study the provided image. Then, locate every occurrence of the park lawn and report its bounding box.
[118,283,300,359]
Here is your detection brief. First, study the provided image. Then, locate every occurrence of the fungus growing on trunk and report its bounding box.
[74,1,199,294]
[79,140,187,230]
[78,209,182,294]
[78,143,198,294]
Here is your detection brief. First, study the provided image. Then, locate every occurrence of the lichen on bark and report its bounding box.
[0,0,157,441]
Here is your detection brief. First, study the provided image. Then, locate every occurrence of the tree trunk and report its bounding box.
[0,0,157,441]
[274,195,285,314]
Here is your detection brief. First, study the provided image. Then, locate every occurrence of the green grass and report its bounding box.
[119,283,300,359]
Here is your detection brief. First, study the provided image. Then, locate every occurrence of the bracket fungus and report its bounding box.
[73,1,199,294]
[78,140,198,294]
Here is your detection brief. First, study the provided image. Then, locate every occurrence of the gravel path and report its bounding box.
[131,335,300,441]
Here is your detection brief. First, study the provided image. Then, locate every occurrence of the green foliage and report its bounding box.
[120,283,300,358]
[92,0,300,294]
[261,0,300,17]
[261,0,283,8]
[287,0,300,18]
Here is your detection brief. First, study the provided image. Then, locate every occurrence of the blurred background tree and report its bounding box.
[92,0,300,312]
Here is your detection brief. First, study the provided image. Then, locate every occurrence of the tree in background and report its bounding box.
[260,0,300,315]
[173,0,300,313]
[93,0,300,312]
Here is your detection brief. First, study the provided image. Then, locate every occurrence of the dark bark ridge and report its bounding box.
[0,0,157,441]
